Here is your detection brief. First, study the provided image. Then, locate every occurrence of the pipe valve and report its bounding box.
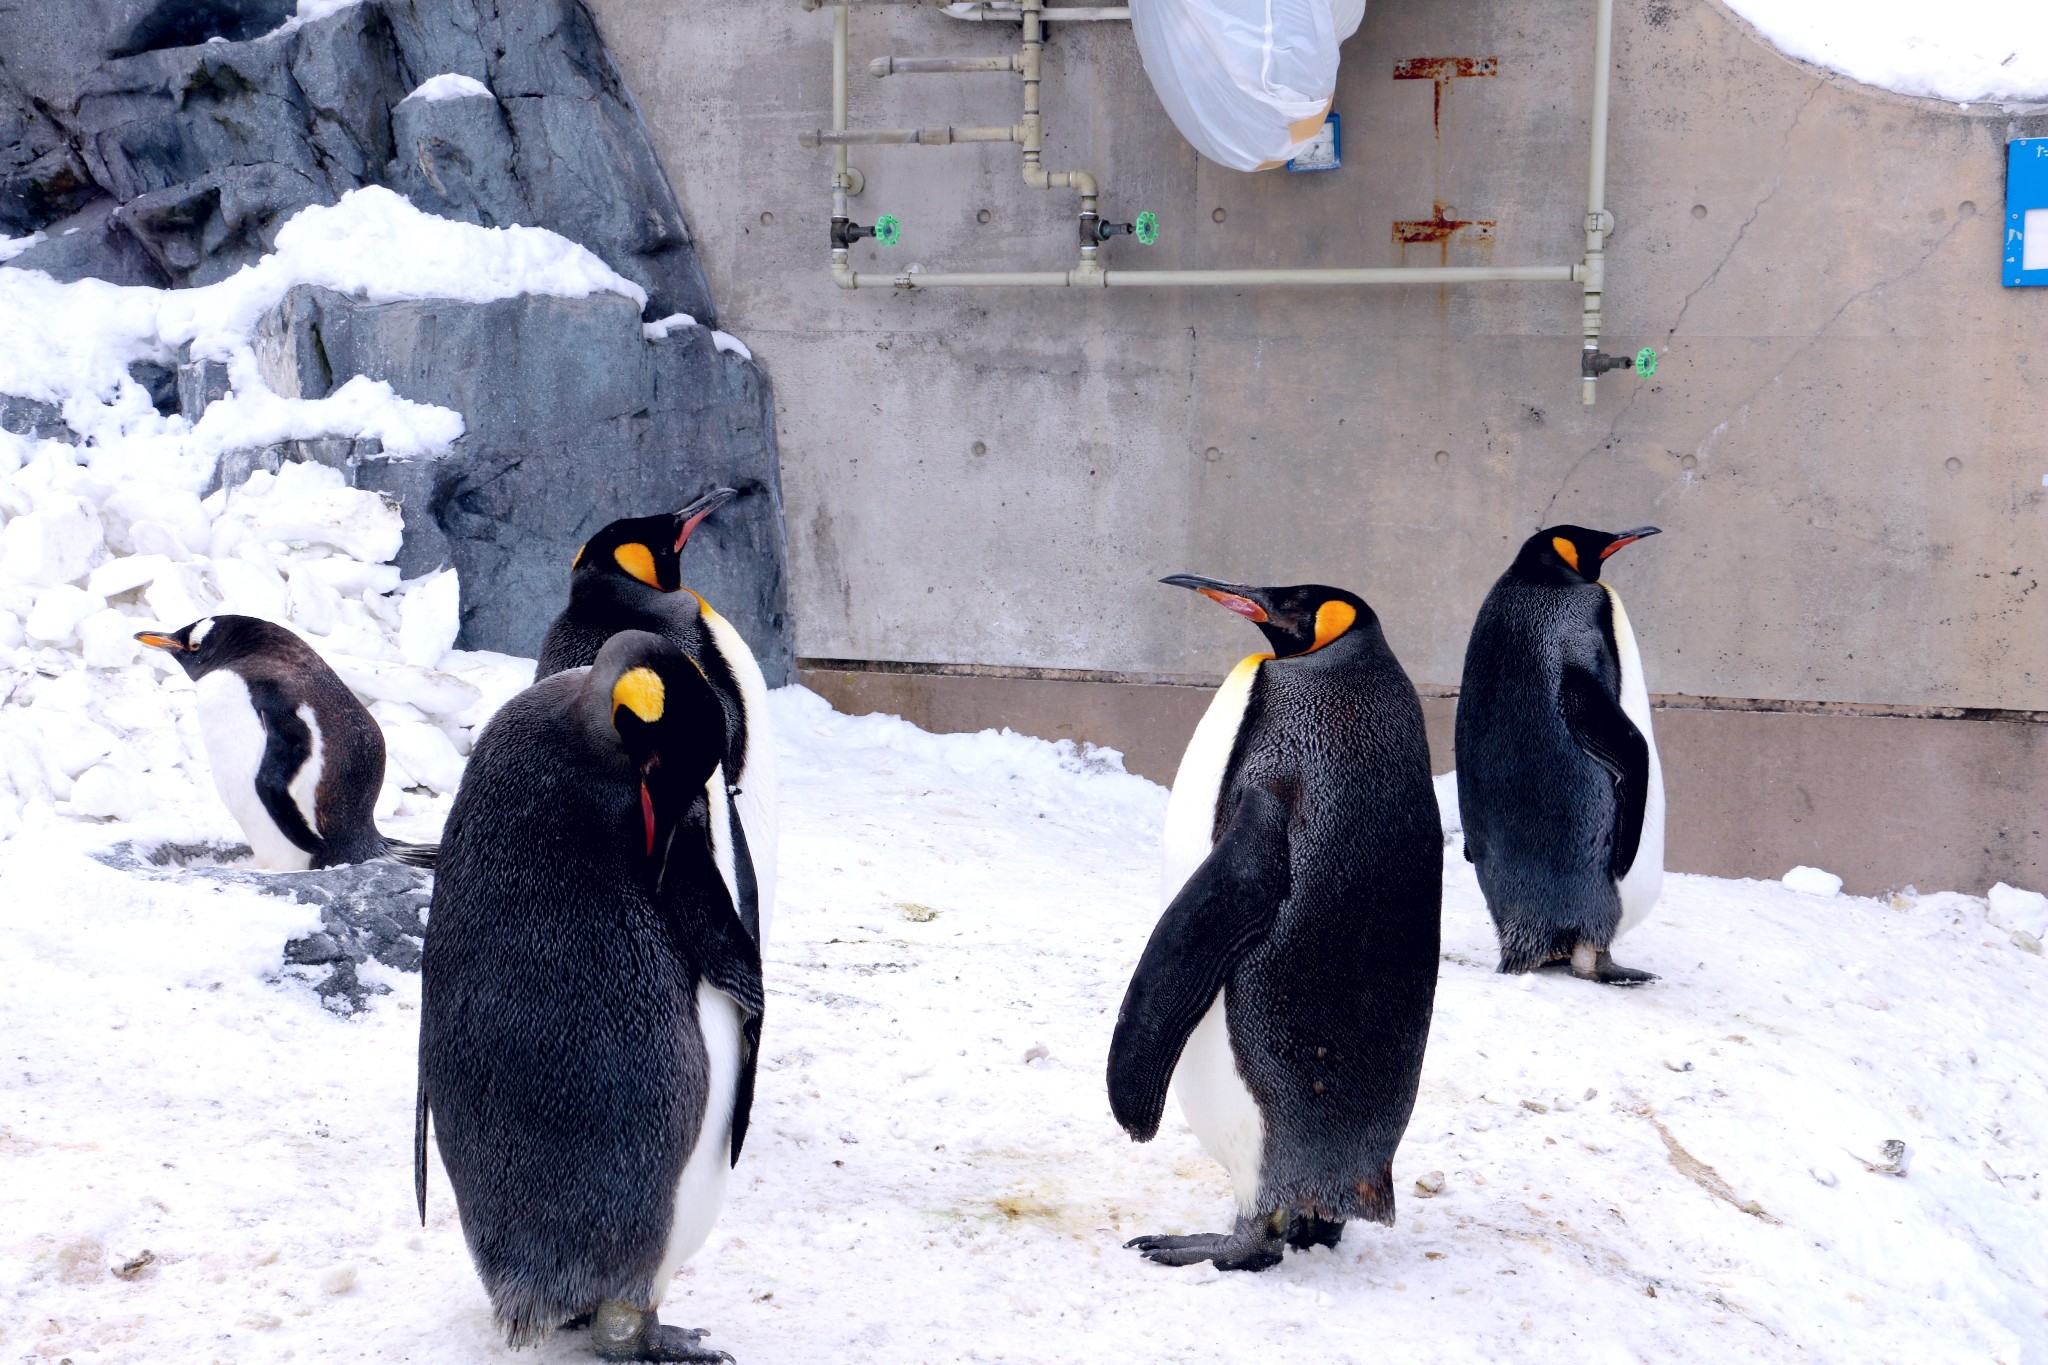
[1079,210,1159,245]
[832,214,902,249]
[1581,346,1656,380]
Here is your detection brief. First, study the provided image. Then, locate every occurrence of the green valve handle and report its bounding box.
[1634,347,1657,377]
[874,214,901,246]
[1134,211,1158,246]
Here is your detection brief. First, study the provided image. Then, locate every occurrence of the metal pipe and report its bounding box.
[1580,0,1615,404]
[944,5,1132,18]
[832,263,1583,289]
[805,125,1020,145]
[871,54,1021,74]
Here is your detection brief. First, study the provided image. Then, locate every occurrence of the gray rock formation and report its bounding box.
[251,284,791,673]
[2,0,793,677]
[92,838,433,1014]
[0,0,715,322]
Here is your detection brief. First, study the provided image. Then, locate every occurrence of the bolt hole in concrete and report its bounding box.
[1212,207,1227,223]
[972,441,988,457]
[1204,446,1222,461]
[1945,457,1964,471]
[760,211,774,225]
[1681,454,1698,470]
[1958,200,1977,218]
[1434,449,1450,464]
[1691,204,1708,218]
[976,209,992,224]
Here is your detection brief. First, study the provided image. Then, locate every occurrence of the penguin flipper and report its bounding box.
[1559,666,1650,878]
[1107,781,1292,1143]
[246,679,327,862]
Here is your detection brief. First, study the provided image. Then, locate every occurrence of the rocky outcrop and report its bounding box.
[0,0,716,322]
[251,285,791,670]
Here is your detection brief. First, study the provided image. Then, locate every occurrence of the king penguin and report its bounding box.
[136,615,428,869]
[419,630,761,1362]
[534,487,777,948]
[1454,525,1666,984]
[1107,575,1442,1271]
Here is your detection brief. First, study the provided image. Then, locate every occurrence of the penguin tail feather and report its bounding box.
[1347,1161,1397,1227]
[383,839,439,870]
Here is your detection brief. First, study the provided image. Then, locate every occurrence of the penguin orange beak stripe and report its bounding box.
[134,632,190,652]
[1197,589,1269,623]
[673,487,738,551]
[1599,525,1663,559]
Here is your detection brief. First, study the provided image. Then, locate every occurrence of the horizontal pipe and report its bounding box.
[801,124,1020,146]
[870,54,1021,74]
[945,5,1131,17]
[835,263,1583,289]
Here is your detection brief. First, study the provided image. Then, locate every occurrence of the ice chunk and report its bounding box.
[295,557,402,599]
[384,720,466,794]
[129,520,194,562]
[398,571,461,669]
[250,485,404,564]
[78,609,142,668]
[1986,883,2048,941]
[327,655,482,716]
[1782,865,1844,897]
[1,494,107,587]
[143,563,223,630]
[211,557,289,621]
[104,484,209,557]
[88,553,174,599]
[69,762,143,820]
[25,584,107,644]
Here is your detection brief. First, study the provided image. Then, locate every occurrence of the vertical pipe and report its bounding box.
[1580,0,1615,404]
[834,2,850,214]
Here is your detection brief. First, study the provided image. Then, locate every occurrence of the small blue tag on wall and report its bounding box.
[1287,114,1341,173]
[2006,138,2048,287]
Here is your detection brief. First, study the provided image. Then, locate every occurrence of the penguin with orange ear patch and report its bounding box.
[1108,576,1441,1272]
[1455,525,1665,985]
[536,488,777,949]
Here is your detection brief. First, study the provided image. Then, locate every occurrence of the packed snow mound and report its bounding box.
[1722,0,2048,104]
[0,688,2042,1361]
[403,74,495,104]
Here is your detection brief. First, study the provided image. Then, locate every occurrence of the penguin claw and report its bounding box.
[637,1327,732,1364]
[1123,1215,1286,1271]
[1569,947,1658,986]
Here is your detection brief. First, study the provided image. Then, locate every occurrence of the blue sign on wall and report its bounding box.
[2006,138,2048,287]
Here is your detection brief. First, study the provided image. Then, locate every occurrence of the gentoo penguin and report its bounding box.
[1107,575,1442,1271]
[419,630,761,1362]
[136,615,428,869]
[1454,525,1666,985]
[535,488,777,948]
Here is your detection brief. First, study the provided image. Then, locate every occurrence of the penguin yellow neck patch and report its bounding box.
[611,667,665,723]
[1306,600,1356,653]
[613,542,661,588]
[1551,536,1581,572]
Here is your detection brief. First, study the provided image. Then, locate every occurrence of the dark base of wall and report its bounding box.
[798,663,2044,899]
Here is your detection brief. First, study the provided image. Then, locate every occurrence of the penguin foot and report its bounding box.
[1283,1212,1346,1251]
[589,1302,733,1363]
[1569,943,1657,986]
[1125,1212,1285,1271]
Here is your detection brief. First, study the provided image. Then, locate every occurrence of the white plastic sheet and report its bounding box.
[1131,0,1362,172]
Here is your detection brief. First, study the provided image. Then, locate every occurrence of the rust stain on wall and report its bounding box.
[1393,56,1499,133]
[1393,204,1497,264]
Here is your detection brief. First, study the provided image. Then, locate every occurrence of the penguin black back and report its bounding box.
[136,614,414,868]
[1455,525,1662,980]
[419,631,761,1352]
[1109,576,1441,1270]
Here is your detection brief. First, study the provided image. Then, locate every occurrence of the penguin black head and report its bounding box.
[135,615,278,680]
[1161,574,1371,659]
[1510,525,1661,586]
[570,487,737,593]
[585,630,727,860]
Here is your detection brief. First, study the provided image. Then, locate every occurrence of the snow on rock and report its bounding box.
[0,689,2043,1361]
[1780,864,1844,897]
[711,330,753,361]
[1724,1,2048,104]
[402,73,495,104]
[643,312,698,340]
[0,230,44,264]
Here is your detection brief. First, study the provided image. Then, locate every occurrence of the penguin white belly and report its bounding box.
[194,671,313,871]
[705,766,741,915]
[1171,991,1266,1213]
[1602,585,1665,937]
[652,981,743,1301]
[1158,653,1269,1211]
[702,605,778,946]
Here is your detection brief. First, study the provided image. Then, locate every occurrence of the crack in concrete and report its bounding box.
[1664,81,1826,345]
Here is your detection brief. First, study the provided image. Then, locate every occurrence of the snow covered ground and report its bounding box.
[1,684,2043,1364]
[1722,0,2048,104]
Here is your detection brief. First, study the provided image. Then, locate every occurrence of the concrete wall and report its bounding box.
[591,0,2045,893]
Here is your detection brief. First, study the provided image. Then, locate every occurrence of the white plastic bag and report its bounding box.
[1130,0,1361,172]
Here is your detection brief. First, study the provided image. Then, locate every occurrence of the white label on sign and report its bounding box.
[2029,208,2048,271]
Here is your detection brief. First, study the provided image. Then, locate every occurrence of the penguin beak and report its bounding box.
[672,487,738,551]
[134,631,191,652]
[1160,574,1269,623]
[1600,526,1661,559]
